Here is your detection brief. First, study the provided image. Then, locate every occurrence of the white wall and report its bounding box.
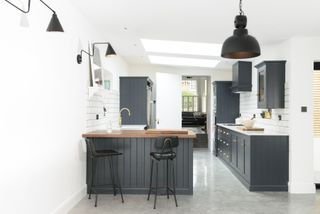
[314,140,320,183]
[0,1,128,213]
[102,56,130,91]
[287,37,320,193]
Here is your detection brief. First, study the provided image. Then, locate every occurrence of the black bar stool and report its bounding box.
[147,136,179,209]
[86,139,124,207]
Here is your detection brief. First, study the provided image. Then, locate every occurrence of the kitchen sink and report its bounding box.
[118,125,146,130]
[222,123,243,126]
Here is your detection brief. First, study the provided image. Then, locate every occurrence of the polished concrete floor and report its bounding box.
[70,149,320,214]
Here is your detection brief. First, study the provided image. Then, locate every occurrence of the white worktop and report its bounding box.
[217,124,289,136]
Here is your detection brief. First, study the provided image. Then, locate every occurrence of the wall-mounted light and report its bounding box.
[39,0,64,32]
[221,0,260,59]
[77,42,116,64]
[5,0,31,13]
[5,0,64,32]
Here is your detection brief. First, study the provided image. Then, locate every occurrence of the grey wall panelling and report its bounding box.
[86,137,194,195]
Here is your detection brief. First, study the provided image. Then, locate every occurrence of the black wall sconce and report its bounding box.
[4,0,31,13]
[77,42,116,64]
[5,0,64,32]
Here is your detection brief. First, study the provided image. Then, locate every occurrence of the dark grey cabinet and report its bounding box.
[120,77,154,126]
[216,125,289,191]
[216,128,231,162]
[255,61,286,109]
[213,82,239,156]
[213,81,239,124]
[232,61,252,92]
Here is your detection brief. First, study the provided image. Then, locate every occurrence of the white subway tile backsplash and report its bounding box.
[240,82,289,134]
[86,88,120,132]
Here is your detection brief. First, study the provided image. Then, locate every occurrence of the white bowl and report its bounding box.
[242,120,255,129]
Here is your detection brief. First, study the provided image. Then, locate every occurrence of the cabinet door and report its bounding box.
[215,82,239,123]
[257,67,267,108]
[243,137,251,182]
[231,134,237,168]
[237,136,245,174]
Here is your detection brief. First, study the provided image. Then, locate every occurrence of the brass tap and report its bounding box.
[119,108,131,127]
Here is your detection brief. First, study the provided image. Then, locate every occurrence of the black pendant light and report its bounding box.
[77,42,117,64]
[40,0,64,32]
[221,0,260,59]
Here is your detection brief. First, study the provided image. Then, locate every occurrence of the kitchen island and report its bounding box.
[82,130,196,195]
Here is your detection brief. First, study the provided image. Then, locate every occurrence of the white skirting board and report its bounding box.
[314,142,320,184]
[288,182,316,194]
[315,171,320,184]
[50,186,86,214]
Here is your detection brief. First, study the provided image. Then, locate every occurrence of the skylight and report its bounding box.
[141,39,222,56]
[148,55,220,68]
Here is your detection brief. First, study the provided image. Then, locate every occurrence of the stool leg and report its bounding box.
[108,157,117,196]
[147,159,154,201]
[89,157,97,200]
[113,156,124,203]
[171,160,178,207]
[154,161,159,209]
[166,159,169,199]
[95,194,98,207]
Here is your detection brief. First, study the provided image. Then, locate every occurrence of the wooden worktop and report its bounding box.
[82,129,196,139]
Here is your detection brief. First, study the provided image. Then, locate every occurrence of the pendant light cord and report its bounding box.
[239,0,244,15]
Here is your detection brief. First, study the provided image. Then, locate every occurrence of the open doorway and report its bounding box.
[181,76,210,148]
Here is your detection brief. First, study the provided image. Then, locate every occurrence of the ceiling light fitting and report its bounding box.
[221,0,260,59]
[77,42,116,64]
[5,0,64,32]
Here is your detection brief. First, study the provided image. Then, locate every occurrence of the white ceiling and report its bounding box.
[71,0,320,69]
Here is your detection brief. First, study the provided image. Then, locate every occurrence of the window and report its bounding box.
[182,80,198,112]
[313,70,320,138]
[182,80,197,96]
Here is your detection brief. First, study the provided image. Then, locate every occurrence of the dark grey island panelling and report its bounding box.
[86,137,193,195]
